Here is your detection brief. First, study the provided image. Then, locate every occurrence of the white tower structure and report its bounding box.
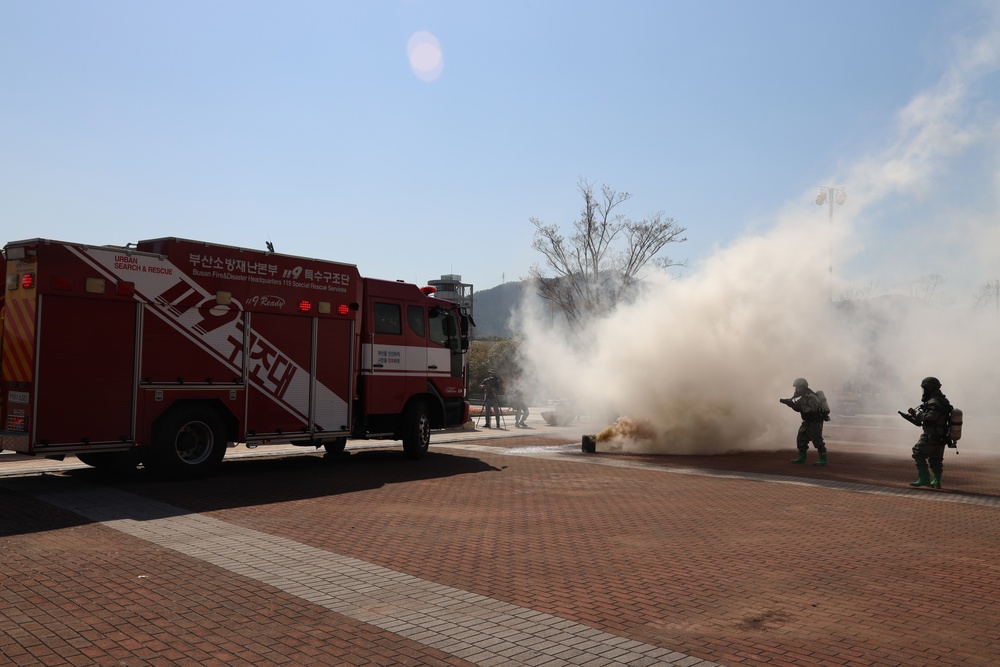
[427,274,474,318]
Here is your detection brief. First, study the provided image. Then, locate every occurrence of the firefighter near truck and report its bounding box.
[0,237,471,478]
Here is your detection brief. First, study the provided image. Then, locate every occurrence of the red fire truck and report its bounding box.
[0,251,5,379]
[0,237,471,477]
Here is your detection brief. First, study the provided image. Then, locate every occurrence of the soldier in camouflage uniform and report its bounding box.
[780,377,828,466]
[907,376,952,489]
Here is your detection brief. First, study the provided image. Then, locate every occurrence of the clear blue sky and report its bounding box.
[2,1,997,295]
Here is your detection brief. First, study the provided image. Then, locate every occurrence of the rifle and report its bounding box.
[899,409,958,451]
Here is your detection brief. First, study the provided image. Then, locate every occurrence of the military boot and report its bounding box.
[813,451,828,466]
[929,473,942,489]
[790,450,808,463]
[910,469,931,487]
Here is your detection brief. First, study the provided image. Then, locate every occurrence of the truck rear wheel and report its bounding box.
[147,405,227,478]
[401,402,430,460]
[323,437,348,455]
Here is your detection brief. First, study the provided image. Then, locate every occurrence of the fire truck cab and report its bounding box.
[0,238,470,477]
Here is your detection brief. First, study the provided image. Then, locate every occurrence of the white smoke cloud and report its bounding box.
[519,10,1000,455]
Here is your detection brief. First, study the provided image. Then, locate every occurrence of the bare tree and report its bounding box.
[834,279,879,312]
[906,274,945,302]
[529,178,686,324]
[973,279,1000,315]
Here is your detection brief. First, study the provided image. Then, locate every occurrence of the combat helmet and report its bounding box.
[920,376,941,390]
[792,378,809,389]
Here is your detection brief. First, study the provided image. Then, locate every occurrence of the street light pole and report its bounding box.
[815,185,846,300]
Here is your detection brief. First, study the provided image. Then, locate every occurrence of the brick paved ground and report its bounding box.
[1,421,998,667]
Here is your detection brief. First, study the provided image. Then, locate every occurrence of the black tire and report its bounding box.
[147,405,228,478]
[323,437,348,455]
[75,450,140,475]
[401,401,430,460]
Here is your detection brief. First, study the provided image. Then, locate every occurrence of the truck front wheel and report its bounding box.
[401,402,430,460]
[148,405,228,478]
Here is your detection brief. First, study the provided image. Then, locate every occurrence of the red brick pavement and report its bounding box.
[0,486,475,667]
[2,432,999,667]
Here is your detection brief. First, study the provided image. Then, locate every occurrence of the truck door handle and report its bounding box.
[428,365,438,369]
[373,363,384,368]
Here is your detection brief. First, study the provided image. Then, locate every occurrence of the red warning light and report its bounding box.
[298,300,312,312]
[337,304,350,315]
[21,273,35,289]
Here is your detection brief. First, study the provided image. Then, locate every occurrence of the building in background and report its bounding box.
[428,274,475,333]
[428,274,474,312]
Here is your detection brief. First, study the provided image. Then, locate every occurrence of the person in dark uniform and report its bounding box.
[780,377,829,466]
[481,370,502,429]
[906,376,953,489]
[511,384,529,428]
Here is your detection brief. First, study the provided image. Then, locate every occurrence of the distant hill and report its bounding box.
[471,281,528,338]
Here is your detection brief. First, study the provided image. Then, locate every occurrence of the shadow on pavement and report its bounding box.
[0,486,93,537]
[0,449,502,536]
